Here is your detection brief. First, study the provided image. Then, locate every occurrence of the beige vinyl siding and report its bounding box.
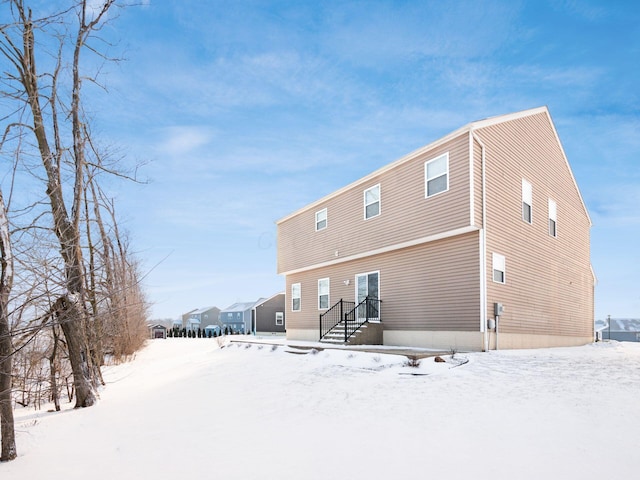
[477,111,593,338]
[278,134,472,275]
[284,231,481,333]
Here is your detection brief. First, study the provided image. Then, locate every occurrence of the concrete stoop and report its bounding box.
[320,321,383,346]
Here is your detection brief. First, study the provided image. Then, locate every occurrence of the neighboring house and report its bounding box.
[253,293,286,335]
[189,306,222,331]
[277,106,595,351]
[219,301,260,334]
[597,319,640,342]
[149,324,167,339]
[172,318,183,330]
[178,309,198,330]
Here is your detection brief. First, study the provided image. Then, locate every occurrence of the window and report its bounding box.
[275,312,284,326]
[315,208,327,231]
[522,179,532,224]
[425,153,449,197]
[291,283,301,311]
[492,253,506,284]
[318,278,330,310]
[364,184,380,219]
[548,199,557,237]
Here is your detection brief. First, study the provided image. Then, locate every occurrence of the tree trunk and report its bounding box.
[0,189,17,461]
[52,296,96,408]
[48,326,61,412]
[11,2,99,408]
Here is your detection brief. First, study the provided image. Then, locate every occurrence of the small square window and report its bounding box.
[492,253,506,284]
[425,153,449,197]
[522,179,532,224]
[364,185,380,219]
[548,199,557,237]
[315,208,327,231]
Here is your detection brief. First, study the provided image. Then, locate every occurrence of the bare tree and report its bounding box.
[0,188,17,461]
[0,0,120,408]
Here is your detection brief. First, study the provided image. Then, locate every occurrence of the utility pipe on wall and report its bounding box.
[472,131,489,352]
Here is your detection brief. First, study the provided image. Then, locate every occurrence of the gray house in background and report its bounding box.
[596,318,640,342]
[253,293,286,335]
[219,301,259,334]
[189,306,222,331]
[177,309,197,330]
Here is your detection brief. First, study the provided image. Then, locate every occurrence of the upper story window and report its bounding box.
[315,208,327,231]
[425,153,449,197]
[291,283,301,311]
[492,253,506,284]
[364,184,380,219]
[548,199,557,237]
[318,278,329,310]
[522,179,533,224]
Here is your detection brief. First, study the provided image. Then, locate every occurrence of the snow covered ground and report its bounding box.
[3,337,640,479]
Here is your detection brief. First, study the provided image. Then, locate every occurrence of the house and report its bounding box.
[189,306,221,332]
[597,319,640,342]
[219,301,259,334]
[276,106,595,351]
[177,309,197,330]
[149,324,167,339]
[253,293,286,335]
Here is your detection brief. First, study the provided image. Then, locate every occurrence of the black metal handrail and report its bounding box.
[342,297,381,342]
[320,299,355,340]
[320,297,381,342]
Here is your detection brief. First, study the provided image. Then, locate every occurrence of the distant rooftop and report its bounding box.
[595,318,640,333]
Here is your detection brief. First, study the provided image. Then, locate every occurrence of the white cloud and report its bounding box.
[155,126,217,157]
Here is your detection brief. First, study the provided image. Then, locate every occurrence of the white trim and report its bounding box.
[291,283,301,311]
[315,208,327,231]
[364,184,381,220]
[275,311,284,326]
[469,131,475,227]
[542,109,592,226]
[280,225,480,276]
[424,152,449,198]
[355,270,381,322]
[548,198,557,237]
[355,270,380,299]
[492,253,506,284]
[522,179,533,224]
[472,131,487,342]
[317,277,330,310]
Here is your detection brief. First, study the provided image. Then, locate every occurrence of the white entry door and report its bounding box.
[355,271,379,321]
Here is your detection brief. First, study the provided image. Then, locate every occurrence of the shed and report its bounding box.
[149,324,167,339]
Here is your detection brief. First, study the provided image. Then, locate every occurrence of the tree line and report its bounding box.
[1,1,148,461]
[167,327,246,338]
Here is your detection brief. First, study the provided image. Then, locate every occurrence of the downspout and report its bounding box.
[472,131,489,352]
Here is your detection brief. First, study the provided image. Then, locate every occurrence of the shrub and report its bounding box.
[404,356,421,368]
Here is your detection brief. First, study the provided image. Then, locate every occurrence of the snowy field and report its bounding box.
[3,337,640,479]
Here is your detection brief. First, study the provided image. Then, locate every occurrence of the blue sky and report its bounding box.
[71,0,639,321]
